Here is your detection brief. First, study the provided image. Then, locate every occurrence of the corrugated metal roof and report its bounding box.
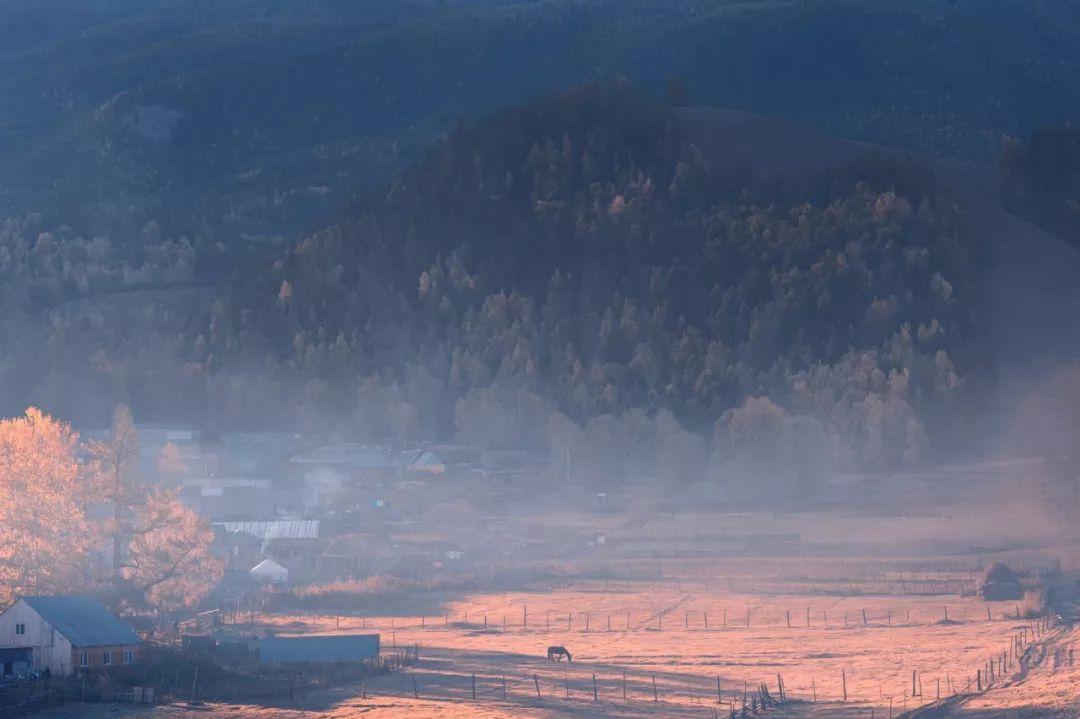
[259,634,380,663]
[216,520,320,540]
[20,596,140,647]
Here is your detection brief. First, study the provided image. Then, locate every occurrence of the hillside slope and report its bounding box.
[3,84,1078,479]
[676,107,1080,380]
[2,0,1078,232]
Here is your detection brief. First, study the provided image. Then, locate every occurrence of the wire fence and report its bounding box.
[353,607,1066,718]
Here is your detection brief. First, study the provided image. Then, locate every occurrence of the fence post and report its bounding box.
[502,675,507,701]
[653,675,658,702]
[472,673,476,700]
[593,674,598,702]
[842,669,847,701]
[534,674,541,699]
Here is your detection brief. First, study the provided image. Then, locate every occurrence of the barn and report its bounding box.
[0,596,141,677]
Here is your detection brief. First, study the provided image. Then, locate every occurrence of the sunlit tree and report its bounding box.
[123,489,222,611]
[0,408,95,603]
[88,405,221,610]
[86,404,140,581]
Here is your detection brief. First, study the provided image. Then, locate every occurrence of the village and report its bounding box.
[1,419,1078,718]
[0,419,601,710]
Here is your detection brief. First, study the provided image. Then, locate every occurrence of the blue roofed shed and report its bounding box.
[258,634,380,664]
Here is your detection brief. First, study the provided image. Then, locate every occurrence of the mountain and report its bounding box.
[2,1,1078,227]
[5,82,1061,478]
[2,3,1080,483]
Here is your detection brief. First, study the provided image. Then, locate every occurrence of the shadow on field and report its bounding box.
[349,644,814,716]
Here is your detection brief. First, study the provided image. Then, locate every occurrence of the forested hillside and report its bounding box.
[0,85,985,487]
[2,0,1076,490]
[2,0,1078,227]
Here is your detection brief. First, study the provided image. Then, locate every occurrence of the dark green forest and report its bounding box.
[1001,125,1080,246]
[1,1,1078,488]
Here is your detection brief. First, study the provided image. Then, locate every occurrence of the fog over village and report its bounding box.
[2,2,1080,718]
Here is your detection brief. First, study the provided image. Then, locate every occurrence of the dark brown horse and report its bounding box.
[547,645,572,662]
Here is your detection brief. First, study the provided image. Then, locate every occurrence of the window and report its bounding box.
[79,653,88,667]
[102,651,112,666]
[14,623,25,635]
[123,650,133,664]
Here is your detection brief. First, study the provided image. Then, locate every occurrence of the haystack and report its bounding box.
[979,562,1022,600]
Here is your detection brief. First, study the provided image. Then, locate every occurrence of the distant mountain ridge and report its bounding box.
[2,1,1078,226]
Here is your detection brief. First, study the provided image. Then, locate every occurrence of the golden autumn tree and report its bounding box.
[85,404,140,582]
[0,408,96,603]
[88,405,221,611]
[123,489,222,611]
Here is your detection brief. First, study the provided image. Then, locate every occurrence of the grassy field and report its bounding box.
[37,462,1080,718]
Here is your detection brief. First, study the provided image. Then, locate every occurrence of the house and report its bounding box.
[292,444,446,480]
[215,520,321,561]
[0,596,140,676]
[180,478,275,520]
[213,527,264,575]
[316,533,394,578]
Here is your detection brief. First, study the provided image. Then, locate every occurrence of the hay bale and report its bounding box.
[980,562,1023,600]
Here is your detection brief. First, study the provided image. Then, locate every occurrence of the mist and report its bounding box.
[2,3,1080,718]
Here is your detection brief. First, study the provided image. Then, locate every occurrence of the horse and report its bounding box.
[547,645,572,662]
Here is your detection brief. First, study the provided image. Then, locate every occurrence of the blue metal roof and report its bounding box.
[21,596,140,647]
[259,634,380,663]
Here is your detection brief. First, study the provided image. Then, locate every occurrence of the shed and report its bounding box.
[249,558,290,584]
[258,634,380,664]
[0,596,141,676]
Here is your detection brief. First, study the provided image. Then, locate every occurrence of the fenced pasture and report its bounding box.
[241,571,1062,718]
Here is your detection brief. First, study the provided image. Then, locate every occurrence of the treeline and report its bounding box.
[0,84,985,490]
